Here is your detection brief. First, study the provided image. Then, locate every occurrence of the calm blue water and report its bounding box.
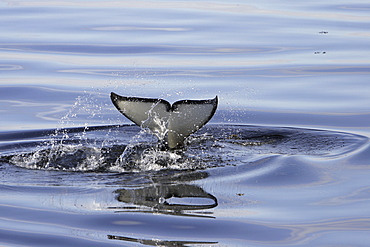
[1,1,370,246]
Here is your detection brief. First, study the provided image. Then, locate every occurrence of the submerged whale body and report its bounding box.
[111,92,218,149]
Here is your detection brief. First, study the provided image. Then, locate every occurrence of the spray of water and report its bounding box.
[8,93,209,172]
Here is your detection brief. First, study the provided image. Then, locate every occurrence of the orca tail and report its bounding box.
[111,92,218,149]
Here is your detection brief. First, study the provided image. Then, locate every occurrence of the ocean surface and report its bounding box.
[1,1,370,246]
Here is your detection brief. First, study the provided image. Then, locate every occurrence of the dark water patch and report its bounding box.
[283,65,370,75]
[0,43,172,55]
[0,43,282,56]
[212,125,367,156]
[0,64,22,71]
[315,4,370,12]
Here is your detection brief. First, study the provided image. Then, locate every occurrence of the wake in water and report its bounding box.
[1,124,367,173]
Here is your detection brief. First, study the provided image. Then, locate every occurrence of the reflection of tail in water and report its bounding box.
[108,235,218,246]
[112,184,218,217]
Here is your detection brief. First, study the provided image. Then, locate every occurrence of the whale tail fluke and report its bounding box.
[111,92,218,149]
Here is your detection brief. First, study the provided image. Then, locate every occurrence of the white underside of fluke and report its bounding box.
[111,92,218,149]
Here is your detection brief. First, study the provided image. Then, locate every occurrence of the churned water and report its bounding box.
[1,1,370,246]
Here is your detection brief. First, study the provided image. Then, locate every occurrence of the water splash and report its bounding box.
[141,100,169,142]
[6,123,208,172]
[10,144,103,171]
[5,90,200,172]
